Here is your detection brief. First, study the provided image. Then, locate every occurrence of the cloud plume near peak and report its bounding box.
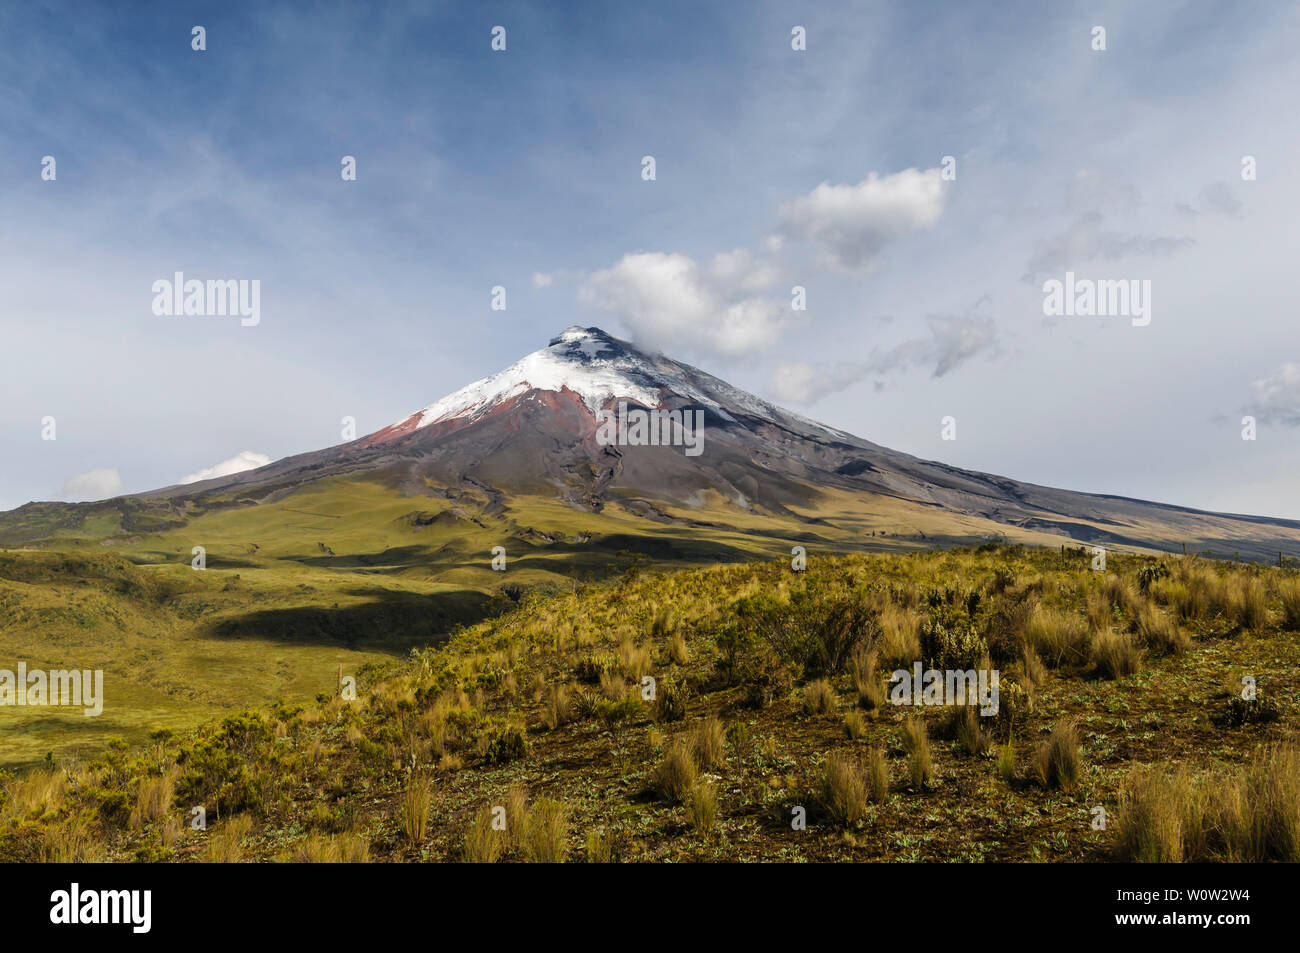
[578,250,787,357]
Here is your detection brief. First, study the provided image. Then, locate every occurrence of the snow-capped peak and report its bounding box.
[399,326,847,439]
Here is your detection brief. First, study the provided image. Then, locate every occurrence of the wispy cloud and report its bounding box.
[1023,210,1193,283]
[59,468,123,502]
[771,312,998,403]
[1245,364,1300,427]
[179,451,271,486]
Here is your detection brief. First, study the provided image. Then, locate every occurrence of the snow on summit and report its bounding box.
[400,326,848,438]
[410,327,663,429]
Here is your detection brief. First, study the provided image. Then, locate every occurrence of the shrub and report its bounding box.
[655,678,689,722]
[479,722,529,765]
[175,711,273,815]
[1213,695,1282,728]
[919,608,987,670]
[844,708,868,741]
[95,788,132,826]
[1136,563,1170,592]
[749,592,877,677]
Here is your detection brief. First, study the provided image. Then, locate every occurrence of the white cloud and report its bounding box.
[531,271,554,288]
[770,361,870,404]
[770,314,998,404]
[1246,363,1300,427]
[1023,210,1194,283]
[776,167,948,271]
[59,467,124,502]
[179,451,271,485]
[578,250,786,356]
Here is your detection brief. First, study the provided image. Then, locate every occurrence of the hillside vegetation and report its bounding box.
[2,544,1297,862]
[0,473,1102,768]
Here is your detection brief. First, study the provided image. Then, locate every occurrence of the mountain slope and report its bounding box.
[4,326,1300,561]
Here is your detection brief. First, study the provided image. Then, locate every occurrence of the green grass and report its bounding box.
[2,544,1296,863]
[2,470,1118,769]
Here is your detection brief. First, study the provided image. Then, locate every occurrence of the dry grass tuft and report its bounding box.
[651,744,698,803]
[686,781,718,834]
[1091,628,1142,679]
[901,717,934,789]
[203,814,254,863]
[802,678,837,716]
[691,717,726,769]
[399,774,432,844]
[1031,720,1082,792]
[522,798,569,863]
[821,751,867,826]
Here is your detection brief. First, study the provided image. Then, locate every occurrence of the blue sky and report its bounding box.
[3,1,1299,517]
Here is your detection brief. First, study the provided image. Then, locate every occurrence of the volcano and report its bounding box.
[7,326,1300,561]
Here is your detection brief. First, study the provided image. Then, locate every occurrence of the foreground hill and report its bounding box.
[4,545,1296,863]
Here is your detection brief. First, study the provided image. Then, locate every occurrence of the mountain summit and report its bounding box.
[362,326,845,450]
[7,327,1300,560]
